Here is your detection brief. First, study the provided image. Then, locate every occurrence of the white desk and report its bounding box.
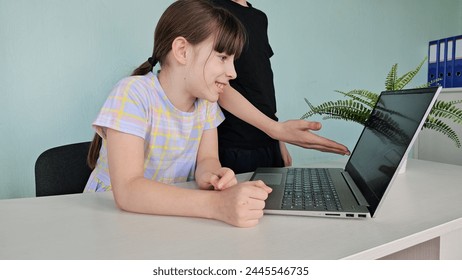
[1,159,461,260]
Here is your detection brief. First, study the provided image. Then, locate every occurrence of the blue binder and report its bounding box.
[437,40,446,87]
[428,40,438,86]
[429,35,462,88]
[445,37,454,88]
[454,35,462,87]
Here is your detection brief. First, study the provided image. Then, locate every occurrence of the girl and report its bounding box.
[85,0,271,228]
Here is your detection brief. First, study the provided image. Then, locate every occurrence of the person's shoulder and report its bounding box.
[111,72,156,100]
[117,73,154,88]
[247,3,267,19]
[112,73,155,94]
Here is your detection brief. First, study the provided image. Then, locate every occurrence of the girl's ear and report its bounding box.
[171,37,188,65]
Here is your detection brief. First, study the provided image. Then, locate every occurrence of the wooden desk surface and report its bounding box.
[1,159,461,260]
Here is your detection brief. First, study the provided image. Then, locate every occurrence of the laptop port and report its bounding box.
[346,214,354,217]
[325,213,340,216]
[358,214,367,218]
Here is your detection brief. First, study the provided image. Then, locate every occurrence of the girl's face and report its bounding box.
[185,37,237,103]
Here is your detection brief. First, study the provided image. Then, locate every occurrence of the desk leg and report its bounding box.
[440,227,462,259]
[379,238,440,260]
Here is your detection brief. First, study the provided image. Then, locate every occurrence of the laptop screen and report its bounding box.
[344,87,440,216]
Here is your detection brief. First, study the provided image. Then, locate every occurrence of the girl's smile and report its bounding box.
[215,81,227,93]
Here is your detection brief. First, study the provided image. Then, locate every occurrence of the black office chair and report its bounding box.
[35,141,93,197]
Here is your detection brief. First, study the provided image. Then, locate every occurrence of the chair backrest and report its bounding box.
[35,141,93,197]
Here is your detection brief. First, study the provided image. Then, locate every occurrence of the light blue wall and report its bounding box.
[1,0,461,199]
[258,0,462,164]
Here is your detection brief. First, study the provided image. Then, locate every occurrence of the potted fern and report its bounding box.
[302,58,462,148]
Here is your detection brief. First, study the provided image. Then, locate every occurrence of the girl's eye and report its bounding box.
[219,55,228,62]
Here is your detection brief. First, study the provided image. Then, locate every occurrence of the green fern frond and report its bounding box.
[322,115,366,125]
[301,99,371,125]
[415,82,433,88]
[301,98,318,119]
[419,77,443,88]
[300,57,462,148]
[393,58,426,90]
[449,100,462,105]
[430,100,462,124]
[334,89,378,108]
[385,63,398,90]
[424,117,461,148]
[303,98,316,111]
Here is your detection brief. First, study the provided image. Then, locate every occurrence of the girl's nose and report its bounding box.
[226,62,237,80]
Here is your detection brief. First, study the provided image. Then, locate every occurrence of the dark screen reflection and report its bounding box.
[345,89,437,215]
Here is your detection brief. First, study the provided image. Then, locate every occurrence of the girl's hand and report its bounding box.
[210,167,238,190]
[212,180,272,228]
[198,167,237,190]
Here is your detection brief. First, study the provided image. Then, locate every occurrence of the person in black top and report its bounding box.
[212,0,289,173]
[212,0,350,174]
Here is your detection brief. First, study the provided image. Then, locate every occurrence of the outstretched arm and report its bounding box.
[218,86,350,155]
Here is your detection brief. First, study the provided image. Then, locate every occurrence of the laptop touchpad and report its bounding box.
[253,173,283,185]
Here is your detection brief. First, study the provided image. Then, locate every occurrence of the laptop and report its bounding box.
[250,86,442,218]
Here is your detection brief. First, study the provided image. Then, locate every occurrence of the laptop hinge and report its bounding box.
[341,171,369,206]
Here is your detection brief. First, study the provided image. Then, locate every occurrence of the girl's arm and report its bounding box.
[106,128,271,227]
[218,86,350,155]
[195,128,237,190]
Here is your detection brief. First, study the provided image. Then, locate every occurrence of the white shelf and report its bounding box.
[414,88,462,166]
[441,87,462,93]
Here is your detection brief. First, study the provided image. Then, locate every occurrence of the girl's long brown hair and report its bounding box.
[87,0,246,169]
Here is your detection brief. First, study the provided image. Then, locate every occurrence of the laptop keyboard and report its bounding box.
[282,168,343,211]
